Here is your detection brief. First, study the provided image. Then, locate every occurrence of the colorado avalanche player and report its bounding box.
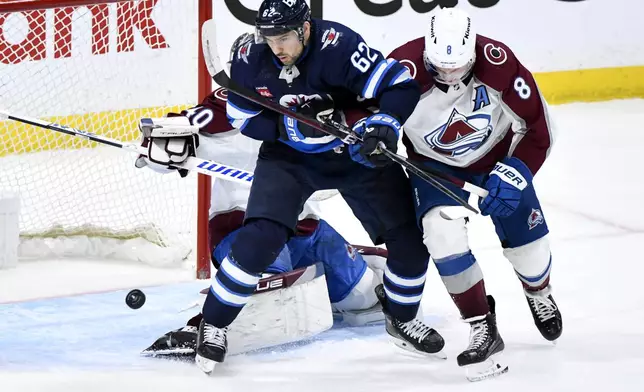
[192,0,444,373]
[387,7,562,380]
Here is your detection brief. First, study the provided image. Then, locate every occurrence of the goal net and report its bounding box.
[0,0,212,273]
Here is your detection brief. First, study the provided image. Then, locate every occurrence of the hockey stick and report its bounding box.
[201,20,484,215]
[0,110,255,186]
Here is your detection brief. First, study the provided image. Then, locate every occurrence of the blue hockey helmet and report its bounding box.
[255,0,311,43]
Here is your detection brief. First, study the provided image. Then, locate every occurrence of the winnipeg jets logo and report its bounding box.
[424,108,492,157]
[237,40,252,64]
[278,93,322,109]
[321,28,341,50]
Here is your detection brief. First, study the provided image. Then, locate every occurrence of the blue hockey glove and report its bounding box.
[479,157,533,217]
[349,113,401,167]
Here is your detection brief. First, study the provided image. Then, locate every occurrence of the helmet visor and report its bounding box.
[429,58,475,85]
[255,25,300,44]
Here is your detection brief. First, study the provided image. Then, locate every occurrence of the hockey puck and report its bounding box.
[125,289,146,309]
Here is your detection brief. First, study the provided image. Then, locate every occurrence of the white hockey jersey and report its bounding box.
[388,35,556,175]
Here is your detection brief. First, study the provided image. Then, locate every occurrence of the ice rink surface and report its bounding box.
[1,100,643,392]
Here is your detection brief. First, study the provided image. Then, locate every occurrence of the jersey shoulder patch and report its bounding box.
[314,19,359,54]
[473,35,519,90]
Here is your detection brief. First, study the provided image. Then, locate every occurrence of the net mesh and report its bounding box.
[0,0,201,266]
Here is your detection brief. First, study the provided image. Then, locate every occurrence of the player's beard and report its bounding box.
[277,53,295,66]
[277,45,304,66]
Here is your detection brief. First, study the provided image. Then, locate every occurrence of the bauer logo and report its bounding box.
[0,0,168,64]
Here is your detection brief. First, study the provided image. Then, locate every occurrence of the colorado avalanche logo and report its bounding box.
[424,108,492,157]
[527,208,544,230]
[213,87,227,101]
[346,244,357,261]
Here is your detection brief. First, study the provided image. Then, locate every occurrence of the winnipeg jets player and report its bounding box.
[138,99,390,359]
[386,7,562,380]
[139,14,444,372]
[136,34,388,356]
[192,0,445,373]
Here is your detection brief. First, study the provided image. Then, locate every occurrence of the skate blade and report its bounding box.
[141,347,195,357]
[392,339,447,360]
[464,356,509,382]
[195,354,218,375]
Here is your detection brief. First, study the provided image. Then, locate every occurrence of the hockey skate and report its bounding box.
[457,296,508,382]
[375,284,446,358]
[525,285,563,342]
[141,326,197,358]
[195,319,228,374]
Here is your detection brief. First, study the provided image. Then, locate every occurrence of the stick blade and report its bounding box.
[201,18,224,78]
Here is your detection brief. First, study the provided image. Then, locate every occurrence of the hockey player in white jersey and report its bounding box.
[386,7,561,380]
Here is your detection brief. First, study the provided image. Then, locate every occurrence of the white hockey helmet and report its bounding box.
[423,7,476,85]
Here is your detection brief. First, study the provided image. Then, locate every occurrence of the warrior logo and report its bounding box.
[424,108,492,157]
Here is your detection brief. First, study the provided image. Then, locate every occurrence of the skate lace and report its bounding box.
[400,319,433,342]
[528,296,557,322]
[203,324,227,347]
[467,321,489,350]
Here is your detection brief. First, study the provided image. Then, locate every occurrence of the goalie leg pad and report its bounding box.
[227,263,333,355]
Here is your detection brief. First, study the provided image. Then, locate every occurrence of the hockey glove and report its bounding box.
[349,113,401,168]
[479,157,533,217]
[134,117,200,178]
[278,98,335,142]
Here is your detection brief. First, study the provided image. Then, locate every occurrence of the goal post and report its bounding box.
[0,0,214,278]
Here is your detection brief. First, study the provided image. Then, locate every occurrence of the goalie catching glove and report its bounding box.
[134,117,200,177]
